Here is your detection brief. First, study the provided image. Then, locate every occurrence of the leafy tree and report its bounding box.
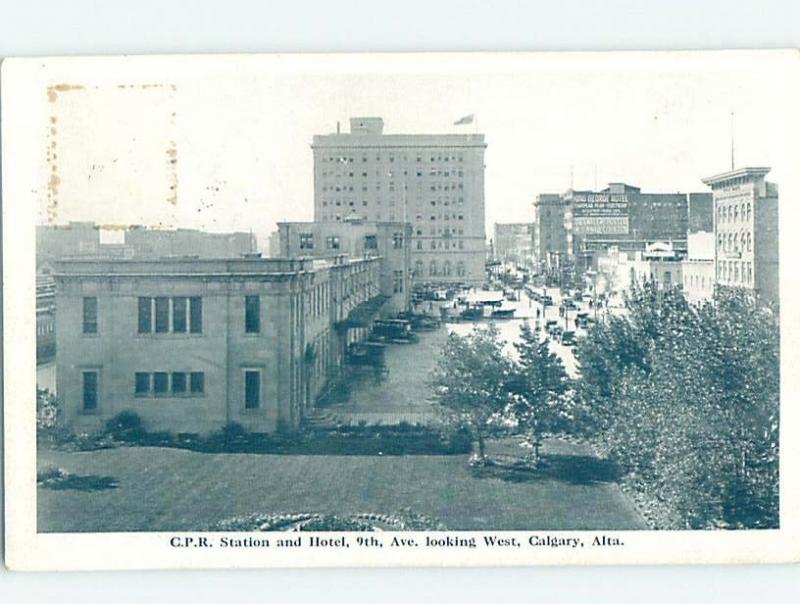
[507,321,569,445]
[574,282,779,529]
[431,323,515,459]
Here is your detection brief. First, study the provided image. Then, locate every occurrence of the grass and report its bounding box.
[37,437,645,532]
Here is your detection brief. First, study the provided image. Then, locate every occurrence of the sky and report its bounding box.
[32,51,799,249]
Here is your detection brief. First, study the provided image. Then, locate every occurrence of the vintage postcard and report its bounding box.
[3,50,800,570]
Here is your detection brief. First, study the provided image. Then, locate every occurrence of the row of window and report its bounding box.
[82,295,261,336]
[81,369,262,410]
[718,260,754,285]
[321,196,466,208]
[419,213,465,222]
[321,169,466,181]
[298,233,404,251]
[320,154,465,164]
[417,240,465,250]
[135,371,206,396]
[683,274,711,291]
[413,260,467,278]
[718,231,752,254]
[416,227,465,236]
[717,201,752,225]
[137,296,203,334]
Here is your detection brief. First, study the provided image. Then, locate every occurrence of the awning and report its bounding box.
[335,294,390,329]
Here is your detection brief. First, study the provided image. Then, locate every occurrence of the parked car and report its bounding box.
[371,319,417,342]
[559,330,576,346]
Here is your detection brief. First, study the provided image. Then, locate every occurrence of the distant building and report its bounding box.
[682,231,715,304]
[702,167,779,305]
[493,222,534,265]
[37,222,100,266]
[535,183,711,278]
[277,219,412,316]
[312,117,486,284]
[54,256,385,435]
[124,227,256,258]
[36,271,56,364]
[532,194,569,272]
[567,183,696,272]
[627,242,683,291]
[266,230,281,258]
[596,242,683,294]
[688,192,714,233]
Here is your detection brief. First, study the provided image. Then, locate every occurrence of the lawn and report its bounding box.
[37,437,645,532]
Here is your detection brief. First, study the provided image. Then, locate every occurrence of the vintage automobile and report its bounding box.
[458,304,485,321]
[559,330,576,346]
[347,342,387,368]
[370,319,417,343]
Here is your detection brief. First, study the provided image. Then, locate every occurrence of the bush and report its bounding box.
[104,411,146,442]
[36,389,72,444]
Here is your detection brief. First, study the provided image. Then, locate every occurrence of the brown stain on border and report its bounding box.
[45,82,178,222]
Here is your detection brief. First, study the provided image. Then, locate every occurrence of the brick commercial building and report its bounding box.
[312,117,486,284]
[702,167,779,305]
[493,222,534,265]
[534,183,712,276]
[277,219,412,316]
[532,193,569,272]
[54,256,384,435]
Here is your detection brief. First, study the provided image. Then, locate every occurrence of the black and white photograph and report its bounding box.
[3,49,799,570]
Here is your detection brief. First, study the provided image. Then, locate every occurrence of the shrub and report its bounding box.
[104,411,146,442]
[36,389,72,444]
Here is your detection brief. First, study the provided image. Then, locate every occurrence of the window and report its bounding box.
[135,372,150,396]
[154,297,170,333]
[393,270,404,293]
[326,236,340,250]
[299,233,314,250]
[244,370,261,409]
[364,235,378,250]
[138,297,152,333]
[244,295,261,334]
[82,370,98,410]
[152,372,168,395]
[82,297,98,334]
[190,372,205,394]
[173,297,188,333]
[189,297,202,333]
[172,372,187,394]
[392,232,404,249]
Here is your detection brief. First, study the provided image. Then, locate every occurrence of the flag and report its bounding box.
[453,114,474,125]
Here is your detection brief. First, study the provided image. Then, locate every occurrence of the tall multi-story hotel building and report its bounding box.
[312,117,486,284]
[702,167,779,305]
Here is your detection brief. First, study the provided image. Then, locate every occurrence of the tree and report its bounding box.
[431,323,515,459]
[573,282,779,529]
[507,321,569,447]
